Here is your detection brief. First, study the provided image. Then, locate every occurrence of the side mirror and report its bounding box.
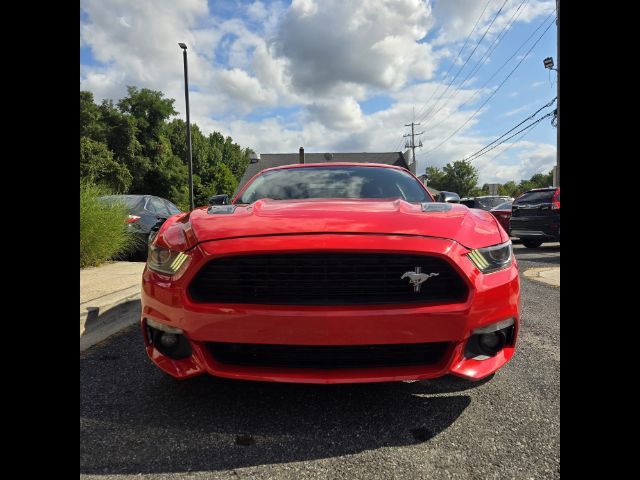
[436,191,460,203]
[148,219,165,244]
[208,194,229,206]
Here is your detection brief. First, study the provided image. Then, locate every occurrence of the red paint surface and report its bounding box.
[142,163,520,383]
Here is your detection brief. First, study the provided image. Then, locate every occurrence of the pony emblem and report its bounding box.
[401,267,439,292]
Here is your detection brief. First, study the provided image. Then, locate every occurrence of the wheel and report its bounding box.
[522,239,543,248]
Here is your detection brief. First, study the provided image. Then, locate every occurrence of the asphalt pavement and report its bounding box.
[80,244,560,480]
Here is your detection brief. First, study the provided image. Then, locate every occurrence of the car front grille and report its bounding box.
[206,342,451,369]
[188,253,468,305]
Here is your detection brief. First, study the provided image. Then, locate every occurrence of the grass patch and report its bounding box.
[80,182,142,268]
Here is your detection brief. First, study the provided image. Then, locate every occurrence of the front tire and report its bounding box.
[522,239,543,248]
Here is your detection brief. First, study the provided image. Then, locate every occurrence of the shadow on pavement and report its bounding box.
[513,244,560,265]
[80,328,478,475]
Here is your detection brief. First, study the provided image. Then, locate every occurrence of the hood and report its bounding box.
[161,199,504,250]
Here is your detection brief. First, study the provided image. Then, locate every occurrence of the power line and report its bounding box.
[463,0,529,85]
[418,14,556,157]
[416,10,556,156]
[413,0,494,122]
[461,96,556,162]
[477,112,546,165]
[418,0,529,128]
[415,0,509,125]
[467,110,554,162]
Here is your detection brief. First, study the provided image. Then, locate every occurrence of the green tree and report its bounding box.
[211,162,238,198]
[98,100,147,191]
[441,160,479,197]
[80,91,105,141]
[423,166,446,190]
[528,171,553,189]
[498,181,519,197]
[80,86,251,211]
[424,161,479,196]
[117,86,177,156]
[80,137,132,192]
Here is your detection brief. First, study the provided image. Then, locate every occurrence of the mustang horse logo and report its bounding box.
[401,268,439,292]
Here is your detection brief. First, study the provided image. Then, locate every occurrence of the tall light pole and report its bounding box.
[179,42,194,210]
[543,2,559,187]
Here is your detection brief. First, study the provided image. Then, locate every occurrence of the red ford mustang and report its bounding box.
[141,163,520,384]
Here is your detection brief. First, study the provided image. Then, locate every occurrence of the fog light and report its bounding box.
[145,318,192,360]
[159,333,179,348]
[464,318,515,360]
[477,331,506,355]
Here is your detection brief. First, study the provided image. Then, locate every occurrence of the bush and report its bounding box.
[80,182,141,268]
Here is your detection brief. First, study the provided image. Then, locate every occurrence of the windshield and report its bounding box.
[514,190,555,204]
[237,166,432,204]
[476,197,510,209]
[166,201,181,214]
[491,201,513,211]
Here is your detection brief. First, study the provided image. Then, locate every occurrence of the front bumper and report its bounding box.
[141,234,520,383]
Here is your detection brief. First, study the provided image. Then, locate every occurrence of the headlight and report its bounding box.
[147,244,189,275]
[467,241,513,273]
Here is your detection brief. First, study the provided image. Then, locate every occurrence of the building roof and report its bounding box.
[236,152,410,194]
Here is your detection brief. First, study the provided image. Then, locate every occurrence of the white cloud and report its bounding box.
[80,0,556,185]
[502,102,535,118]
[247,1,269,21]
[275,0,436,94]
[431,0,555,45]
[307,98,364,130]
[471,141,556,184]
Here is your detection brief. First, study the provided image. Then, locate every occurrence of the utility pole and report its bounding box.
[543,1,559,187]
[403,122,423,172]
[556,0,559,187]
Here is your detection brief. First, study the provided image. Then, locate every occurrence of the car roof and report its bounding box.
[100,194,149,199]
[257,162,408,175]
[461,196,510,200]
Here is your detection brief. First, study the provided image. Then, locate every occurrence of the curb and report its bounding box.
[80,287,141,352]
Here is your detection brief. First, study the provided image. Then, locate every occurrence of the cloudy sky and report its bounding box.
[80,0,558,184]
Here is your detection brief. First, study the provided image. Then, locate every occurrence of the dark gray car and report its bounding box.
[99,195,182,257]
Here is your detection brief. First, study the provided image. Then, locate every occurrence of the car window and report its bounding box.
[514,190,555,204]
[237,166,431,204]
[146,197,171,216]
[477,197,510,209]
[164,199,181,215]
[99,195,144,209]
[492,201,512,211]
[460,200,476,208]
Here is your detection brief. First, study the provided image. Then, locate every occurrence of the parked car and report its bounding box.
[142,163,520,384]
[490,200,513,235]
[99,194,182,257]
[509,187,560,248]
[460,196,513,211]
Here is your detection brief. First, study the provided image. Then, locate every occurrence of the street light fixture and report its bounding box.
[179,42,194,210]
[543,56,556,71]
